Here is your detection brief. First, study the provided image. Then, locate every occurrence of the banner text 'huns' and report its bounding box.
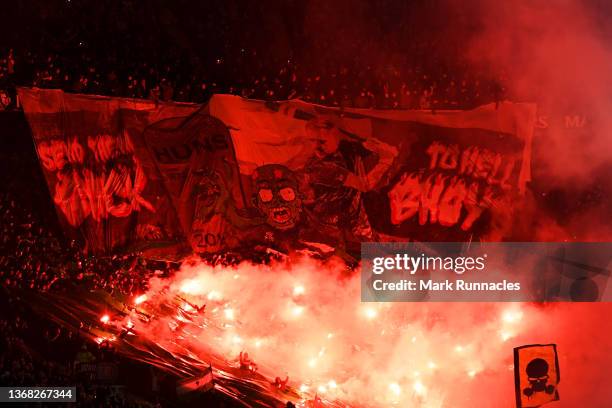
[19,89,535,258]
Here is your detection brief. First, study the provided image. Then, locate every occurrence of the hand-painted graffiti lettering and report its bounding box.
[38,134,135,170]
[388,141,515,230]
[87,134,134,163]
[426,142,515,189]
[191,231,225,251]
[39,134,154,227]
[53,161,154,226]
[38,137,85,171]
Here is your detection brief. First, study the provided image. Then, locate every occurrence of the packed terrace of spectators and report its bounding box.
[0,0,508,111]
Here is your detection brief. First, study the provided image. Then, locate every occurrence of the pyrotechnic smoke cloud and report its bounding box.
[452,0,612,240]
[456,0,612,184]
[134,256,612,407]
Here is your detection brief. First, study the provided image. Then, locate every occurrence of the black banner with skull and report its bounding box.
[514,344,560,408]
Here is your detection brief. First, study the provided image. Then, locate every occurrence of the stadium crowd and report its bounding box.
[0,292,165,407]
[0,189,165,294]
[0,1,508,111]
[0,44,505,111]
[0,45,506,111]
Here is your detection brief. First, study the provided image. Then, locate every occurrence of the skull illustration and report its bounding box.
[523,358,556,397]
[251,164,302,230]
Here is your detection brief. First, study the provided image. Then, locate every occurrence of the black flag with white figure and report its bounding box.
[514,344,560,408]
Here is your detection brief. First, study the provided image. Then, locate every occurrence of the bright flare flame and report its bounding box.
[389,382,401,396]
[180,279,204,295]
[502,309,523,324]
[134,294,147,305]
[292,305,305,316]
[413,380,427,396]
[207,291,222,301]
[363,307,378,320]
